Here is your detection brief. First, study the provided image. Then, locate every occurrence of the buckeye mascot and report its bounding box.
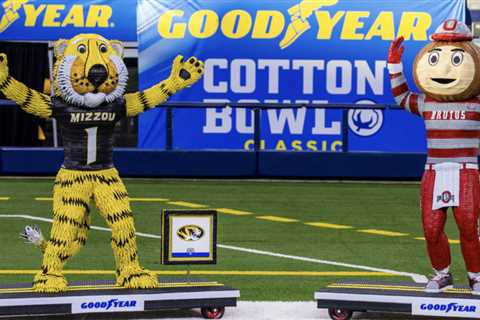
[388,19,480,294]
[0,34,204,292]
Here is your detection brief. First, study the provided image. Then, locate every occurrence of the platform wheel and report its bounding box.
[328,307,353,320]
[201,306,225,319]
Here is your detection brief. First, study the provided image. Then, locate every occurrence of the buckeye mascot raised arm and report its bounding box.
[388,20,480,294]
[0,33,204,292]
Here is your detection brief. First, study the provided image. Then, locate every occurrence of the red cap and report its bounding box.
[431,19,473,42]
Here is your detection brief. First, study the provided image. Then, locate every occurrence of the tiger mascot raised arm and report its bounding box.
[0,33,204,292]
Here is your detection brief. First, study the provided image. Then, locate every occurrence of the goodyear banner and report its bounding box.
[138,0,465,151]
[0,0,136,41]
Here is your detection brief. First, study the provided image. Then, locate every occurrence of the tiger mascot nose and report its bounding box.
[87,64,108,88]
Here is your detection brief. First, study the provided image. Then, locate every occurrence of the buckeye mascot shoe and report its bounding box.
[1,34,204,293]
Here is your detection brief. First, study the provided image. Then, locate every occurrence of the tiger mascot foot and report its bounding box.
[33,272,68,293]
[117,266,158,289]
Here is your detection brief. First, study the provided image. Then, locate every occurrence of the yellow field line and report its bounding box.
[0,282,223,294]
[329,284,471,294]
[256,215,299,223]
[35,197,53,201]
[0,197,9,201]
[414,237,460,244]
[357,229,409,237]
[0,270,396,277]
[35,197,168,202]
[167,201,208,208]
[305,222,353,229]
[216,208,254,216]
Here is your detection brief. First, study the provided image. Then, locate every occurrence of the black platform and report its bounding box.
[315,279,480,319]
[0,277,239,319]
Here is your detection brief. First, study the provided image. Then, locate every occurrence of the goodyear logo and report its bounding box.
[420,302,476,314]
[157,0,432,49]
[0,0,113,33]
[177,225,204,241]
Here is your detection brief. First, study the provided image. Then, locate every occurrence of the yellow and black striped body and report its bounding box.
[33,168,158,292]
[124,79,176,117]
[0,75,52,118]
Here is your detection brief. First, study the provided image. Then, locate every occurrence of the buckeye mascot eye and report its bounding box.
[0,34,204,292]
[387,19,480,294]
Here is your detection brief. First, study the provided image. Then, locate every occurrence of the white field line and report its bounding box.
[0,214,428,283]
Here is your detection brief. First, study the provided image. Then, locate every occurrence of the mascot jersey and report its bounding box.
[390,77,480,164]
[52,97,125,170]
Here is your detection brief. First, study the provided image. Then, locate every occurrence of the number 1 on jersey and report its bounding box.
[85,127,98,165]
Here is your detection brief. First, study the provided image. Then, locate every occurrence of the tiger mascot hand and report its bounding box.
[168,55,204,91]
[0,53,9,83]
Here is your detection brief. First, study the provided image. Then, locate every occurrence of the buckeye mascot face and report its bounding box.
[53,34,128,108]
[413,20,480,102]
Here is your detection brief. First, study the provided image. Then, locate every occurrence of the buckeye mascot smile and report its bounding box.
[0,34,204,292]
[388,20,480,294]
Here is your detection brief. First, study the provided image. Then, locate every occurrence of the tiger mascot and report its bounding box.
[0,33,204,292]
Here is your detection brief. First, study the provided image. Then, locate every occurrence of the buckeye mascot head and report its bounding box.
[53,34,128,108]
[413,19,480,102]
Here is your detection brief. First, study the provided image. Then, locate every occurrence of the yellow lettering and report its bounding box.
[61,5,84,27]
[315,11,344,40]
[307,140,318,151]
[321,141,327,152]
[85,5,112,28]
[397,12,431,40]
[331,140,342,152]
[276,140,287,151]
[365,11,394,40]
[43,4,64,27]
[222,10,252,39]
[252,10,284,39]
[158,10,185,38]
[341,11,369,40]
[23,4,45,27]
[291,140,303,151]
[244,139,254,150]
[188,10,218,39]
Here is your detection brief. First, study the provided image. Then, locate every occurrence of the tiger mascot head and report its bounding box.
[53,33,128,108]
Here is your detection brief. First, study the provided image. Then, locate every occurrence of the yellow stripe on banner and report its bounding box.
[0,197,9,201]
[167,201,208,208]
[256,215,299,223]
[305,222,353,229]
[217,208,254,216]
[35,197,52,201]
[414,237,460,244]
[0,269,396,277]
[358,229,409,237]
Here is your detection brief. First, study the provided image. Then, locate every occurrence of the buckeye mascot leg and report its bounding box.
[453,168,480,293]
[421,168,453,293]
[93,168,158,288]
[33,169,92,292]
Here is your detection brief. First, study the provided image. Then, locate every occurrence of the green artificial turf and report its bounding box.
[0,178,469,300]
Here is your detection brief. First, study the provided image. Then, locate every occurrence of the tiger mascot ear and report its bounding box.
[110,40,124,58]
[54,39,68,58]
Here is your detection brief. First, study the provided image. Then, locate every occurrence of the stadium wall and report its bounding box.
[0,148,426,179]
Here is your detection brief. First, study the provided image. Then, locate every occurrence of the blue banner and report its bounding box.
[138,0,465,151]
[0,0,136,41]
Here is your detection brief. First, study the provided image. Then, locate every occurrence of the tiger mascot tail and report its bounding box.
[2,33,204,292]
